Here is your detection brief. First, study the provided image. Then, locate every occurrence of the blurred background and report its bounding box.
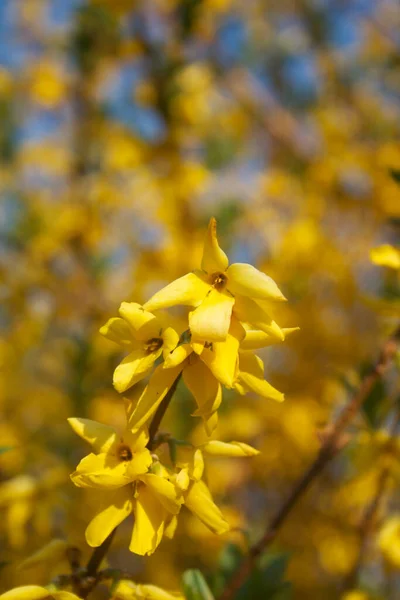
[0,0,400,598]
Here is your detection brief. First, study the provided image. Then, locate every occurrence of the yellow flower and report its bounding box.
[144,218,286,342]
[69,416,182,556]
[112,580,184,600]
[172,439,259,535]
[240,327,300,350]
[129,316,245,435]
[0,587,80,600]
[370,244,400,270]
[341,592,371,600]
[378,514,400,567]
[100,302,179,393]
[234,351,284,403]
[68,418,152,490]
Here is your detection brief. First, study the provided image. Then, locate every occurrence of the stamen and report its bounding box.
[117,443,133,462]
[144,337,163,354]
[210,271,228,291]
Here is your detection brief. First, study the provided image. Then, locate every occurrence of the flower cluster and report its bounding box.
[69,218,295,557]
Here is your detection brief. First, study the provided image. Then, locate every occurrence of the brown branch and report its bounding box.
[219,325,400,600]
[147,373,182,451]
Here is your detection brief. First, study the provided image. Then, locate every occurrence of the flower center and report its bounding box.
[117,443,133,462]
[144,337,163,354]
[210,271,228,291]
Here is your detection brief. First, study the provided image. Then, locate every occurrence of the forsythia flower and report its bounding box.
[100,303,179,393]
[172,440,259,534]
[112,580,184,600]
[378,514,400,567]
[144,217,286,342]
[341,592,372,600]
[68,217,292,559]
[129,316,245,434]
[68,415,182,556]
[0,587,80,600]
[370,244,400,270]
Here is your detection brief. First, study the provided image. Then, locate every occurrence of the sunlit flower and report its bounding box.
[111,579,184,600]
[0,587,80,600]
[378,514,400,568]
[129,316,245,435]
[144,218,286,342]
[370,244,400,270]
[69,415,182,556]
[234,351,284,403]
[100,302,179,392]
[171,439,259,535]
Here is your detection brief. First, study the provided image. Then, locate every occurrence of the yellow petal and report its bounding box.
[201,217,229,273]
[238,351,284,402]
[233,295,284,340]
[200,316,244,387]
[162,327,180,355]
[175,447,204,481]
[68,418,118,453]
[119,302,161,340]
[86,487,133,547]
[370,244,400,270]
[175,468,190,492]
[164,515,178,540]
[136,584,184,600]
[185,480,229,535]
[144,272,211,312]
[183,359,222,426]
[201,441,259,457]
[163,343,192,368]
[126,449,153,479]
[189,289,234,342]
[139,474,182,514]
[54,594,82,600]
[129,363,184,432]
[227,263,286,301]
[241,327,299,350]
[71,453,132,489]
[0,587,51,600]
[113,348,161,393]
[99,317,135,347]
[191,340,205,355]
[130,485,167,556]
[123,426,149,452]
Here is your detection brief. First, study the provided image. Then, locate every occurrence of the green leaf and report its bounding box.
[0,446,13,455]
[182,569,215,600]
[389,168,400,185]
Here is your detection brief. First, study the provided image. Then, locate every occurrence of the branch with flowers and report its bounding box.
[0,218,296,600]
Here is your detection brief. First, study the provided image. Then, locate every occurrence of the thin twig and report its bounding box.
[219,326,400,600]
[147,373,182,450]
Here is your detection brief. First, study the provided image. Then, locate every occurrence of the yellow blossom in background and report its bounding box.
[378,515,400,568]
[341,592,372,600]
[370,245,400,270]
